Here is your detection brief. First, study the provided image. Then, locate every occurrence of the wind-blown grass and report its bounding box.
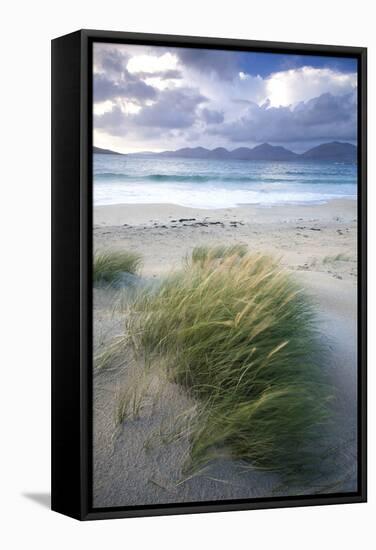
[323,253,350,264]
[93,249,142,284]
[191,243,248,264]
[128,246,331,475]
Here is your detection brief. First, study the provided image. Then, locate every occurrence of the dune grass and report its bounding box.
[323,253,350,264]
[128,246,331,476]
[191,243,248,265]
[93,249,142,284]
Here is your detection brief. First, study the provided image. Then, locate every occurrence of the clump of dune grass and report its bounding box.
[191,243,248,264]
[93,249,142,284]
[128,246,331,476]
[94,335,128,374]
[115,369,152,425]
[323,253,350,264]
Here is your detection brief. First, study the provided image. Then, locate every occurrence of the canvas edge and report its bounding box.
[51,29,367,521]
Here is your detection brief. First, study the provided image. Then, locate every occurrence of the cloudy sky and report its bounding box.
[93,43,357,154]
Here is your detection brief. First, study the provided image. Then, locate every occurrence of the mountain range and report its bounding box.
[94,142,357,162]
[93,146,122,155]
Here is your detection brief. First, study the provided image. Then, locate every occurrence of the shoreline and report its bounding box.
[94,197,356,226]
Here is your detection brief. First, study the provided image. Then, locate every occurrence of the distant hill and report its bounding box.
[128,142,356,162]
[159,147,212,159]
[134,143,297,161]
[207,147,232,159]
[301,142,357,162]
[93,146,122,155]
[231,143,298,161]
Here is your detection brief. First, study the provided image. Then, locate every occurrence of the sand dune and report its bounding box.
[93,199,358,507]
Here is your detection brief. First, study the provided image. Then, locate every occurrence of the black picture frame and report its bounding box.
[51,29,367,521]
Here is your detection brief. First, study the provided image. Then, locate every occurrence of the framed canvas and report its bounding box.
[51,29,367,520]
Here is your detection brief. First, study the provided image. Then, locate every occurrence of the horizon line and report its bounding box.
[93,140,357,156]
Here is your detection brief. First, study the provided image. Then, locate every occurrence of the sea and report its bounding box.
[94,154,357,209]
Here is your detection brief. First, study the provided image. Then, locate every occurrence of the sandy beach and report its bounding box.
[93,198,358,507]
[94,199,357,280]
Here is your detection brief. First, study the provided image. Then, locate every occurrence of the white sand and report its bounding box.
[93,199,358,507]
[94,199,357,279]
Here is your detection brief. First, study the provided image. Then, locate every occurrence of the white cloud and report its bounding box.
[178,65,356,126]
[117,99,142,115]
[210,90,357,145]
[127,52,178,74]
[265,66,357,107]
[143,76,180,91]
[93,100,114,116]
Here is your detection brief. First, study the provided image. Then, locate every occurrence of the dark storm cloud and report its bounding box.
[210,91,357,144]
[293,92,355,126]
[94,47,165,104]
[94,105,128,136]
[93,73,157,103]
[94,47,130,78]
[94,48,183,105]
[100,49,129,74]
[178,49,240,80]
[95,87,207,135]
[201,108,224,124]
[133,88,207,129]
